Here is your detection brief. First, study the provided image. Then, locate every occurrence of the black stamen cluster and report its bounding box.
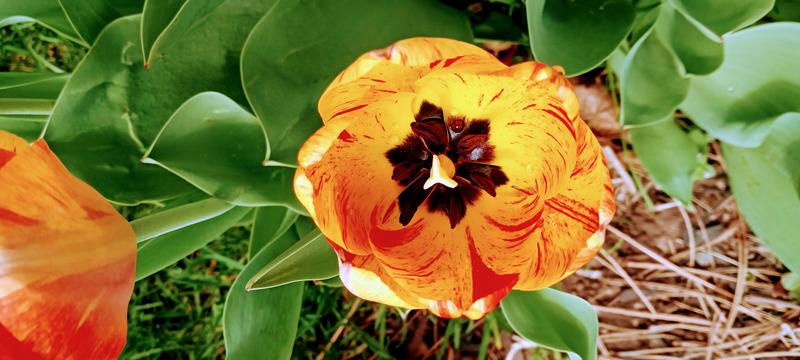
[385,102,509,228]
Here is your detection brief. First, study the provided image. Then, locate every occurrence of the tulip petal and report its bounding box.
[0,131,135,359]
[302,93,484,313]
[515,121,615,290]
[326,37,496,91]
[301,93,417,255]
[301,38,615,319]
[328,241,424,309]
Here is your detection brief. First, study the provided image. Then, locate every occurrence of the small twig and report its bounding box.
[720,351,800,359]
[677,203,697,267]
[669,226,737,262]
[600,249,657,314]
[721,229,749,341]
[607,226,731,298]
[603,146,636,195]
[594,305,713,326]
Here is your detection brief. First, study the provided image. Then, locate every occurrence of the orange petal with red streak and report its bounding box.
[0,131,136,359]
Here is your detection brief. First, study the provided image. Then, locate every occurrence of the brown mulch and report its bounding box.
[557,78,800,360]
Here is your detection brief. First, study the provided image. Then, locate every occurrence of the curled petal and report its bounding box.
[300,95,416,255]
[327,38,496,90]
[515,121,615,290]
[0,131,135,359]
[329,241,424,309]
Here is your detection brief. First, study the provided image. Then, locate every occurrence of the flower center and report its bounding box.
[385,102,509,228]
[424,154,457,190]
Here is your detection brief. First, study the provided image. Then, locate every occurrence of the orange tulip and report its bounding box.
[295,38,615,319]
[0,131,135,359]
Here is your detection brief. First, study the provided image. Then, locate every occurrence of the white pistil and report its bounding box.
[424,154,458,190]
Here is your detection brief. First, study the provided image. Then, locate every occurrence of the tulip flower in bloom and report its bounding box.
[0,131,136,359]
[295,38,615,319]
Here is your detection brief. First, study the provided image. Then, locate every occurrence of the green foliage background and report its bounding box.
[1,0,798,359]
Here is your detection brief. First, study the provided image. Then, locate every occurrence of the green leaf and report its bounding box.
[0,72,68,111]
[656,3,723,75]
[248,206,299,253]
[501,289,598,360]
[782,272,800,299]
[144,0,226,66]
[526,0,634,76]
[629,119,698,204]
[246,228,338,291]
[758,115,800,193]
[671,0,774,36]
[0,1,83,44]
[629,0,661,44]
[142,92,302,211]
[224,208,303,360]
[240,0,472,165]
[0,72,68,95]
[0,115,47,141]
[318,276,344,288]
[57,0,143,44]
[473,12,527,43]
[680,23,800,147]
[135,206,250,280]
[44,0,280,204]
[770,0,800,21]
[621,26,688,126]
[130,197,234,243]
[43,16,195,204]
[140,0,186,61]
[722,117,800,273]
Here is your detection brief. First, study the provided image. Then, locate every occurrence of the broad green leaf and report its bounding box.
[501,289,598,360]
[240,0,472,165]
[629,119,697,204]
[44,1,279,204]
[0,100,50,117]
[144,0,226,66]
[140,0,186,61]
[246,229,338,291]
[770,0,800,21]
[656,3,723,75]
[722,118,800,273]
[43,16,194,205]
[629,0,661,44]
[0,73,69,116]
[526,0,634,76]
[318,276,344,288]
[57,0,143,44]
[671,0,774,36]
[680,23,800,148]
[142,92,302,211]
[224,208,303,360]
[293,215,317,238]
[782,273,800,299]
[621,26,688,126]
[0,115,47,141]
[0,72,69,94]
[136,206,250,280]
[0,1,82,44]
[758,115,800,192]
[248,207,299,253]
[473,12,527,43]
[130,197,234,243]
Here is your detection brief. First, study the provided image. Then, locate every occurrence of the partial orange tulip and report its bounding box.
[0,131,136,359]
[295,38,615,319]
